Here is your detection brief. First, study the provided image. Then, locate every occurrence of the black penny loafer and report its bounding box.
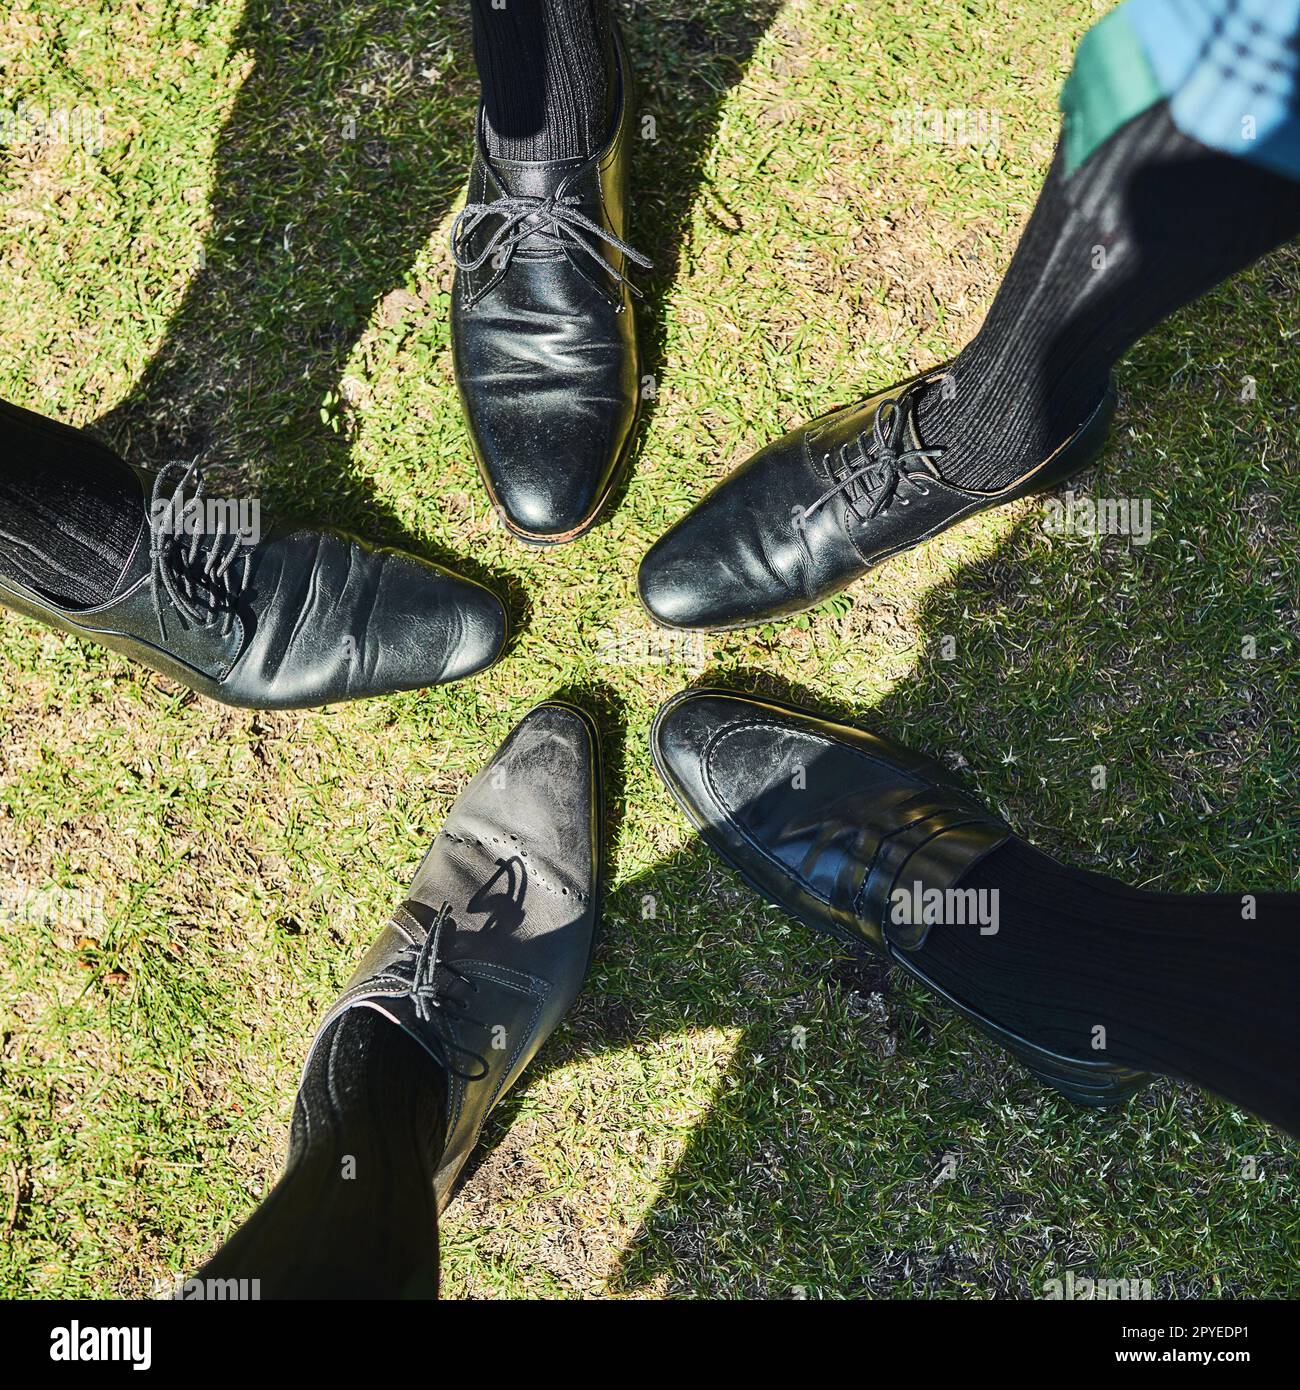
[639,370,1116,630]
[0,437,507,709]
[303,700,602,1210]
[449,23,649,545]
[651,688,1151,1106]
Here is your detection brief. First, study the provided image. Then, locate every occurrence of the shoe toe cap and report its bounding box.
[464,370,633,542]
[638,443,818,630]
[260,535,508,702]
[491,460,610,541]
[638,518,757,631]
[358,549,508,690]
[434,575,509,684]
[437,700,601,919]
[651,689,754,812]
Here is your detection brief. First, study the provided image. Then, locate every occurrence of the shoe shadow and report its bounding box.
[88,0,514,599]
[603,0,786,524]
[452,241,1300,1297]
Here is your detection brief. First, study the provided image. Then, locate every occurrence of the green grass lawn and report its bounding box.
[1,0,1297,1299]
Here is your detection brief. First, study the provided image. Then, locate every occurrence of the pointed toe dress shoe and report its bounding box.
[0,454,508,709]
[304,699,603,1210]
[449,25,649,545]
[638,370,1115,630]
[651,688,1151,1106]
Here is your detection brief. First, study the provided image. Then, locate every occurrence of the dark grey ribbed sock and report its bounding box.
[918,102,1300,491]
[913,837,1300,1135]
[0,397,142,607]
[470,0,614,162]
[201,1010,448,1299]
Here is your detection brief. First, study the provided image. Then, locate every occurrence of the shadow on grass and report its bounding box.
[87,0,784,595]
[91,0,497,580]
[109,0,1299,1296]
[607,0,785,521]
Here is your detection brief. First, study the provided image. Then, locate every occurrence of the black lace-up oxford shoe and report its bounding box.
[450,24,649,545]
[0,457,508,709]
[303,700,603,1210]
[638,370,1115,630]
[651,689,1151,1107]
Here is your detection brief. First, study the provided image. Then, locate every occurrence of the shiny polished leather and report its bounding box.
[304,701,602,1210]
[652,689,1151,1106]
[639,370,1117,631]
[450,26,642,544]
[0,455,508,710]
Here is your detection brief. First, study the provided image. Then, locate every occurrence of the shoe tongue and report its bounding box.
[493,157,585,201]
[352,994,453,1069]
[104,467,154,602]
[476,159,581,259]
[903,379,946,468]
[106,461,248,608]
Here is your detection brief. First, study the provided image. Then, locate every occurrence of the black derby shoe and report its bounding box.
[450,24,649,545]
[651,688,1151,1107]
[304,700,603,1210]
[0,450,507,709]
[639,370,1116,630]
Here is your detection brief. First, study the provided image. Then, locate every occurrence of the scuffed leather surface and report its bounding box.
[303,702,602,1211]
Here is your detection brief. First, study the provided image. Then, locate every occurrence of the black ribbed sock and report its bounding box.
[470,0,614,162]
[201,1010,448,1299]
[0,397,142,607]
[918,102,1300,491]
[910,837,1300,1134]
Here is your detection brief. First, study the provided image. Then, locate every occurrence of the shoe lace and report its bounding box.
[400,901,491,1083]
[450,188,652,300]
[795,389,944,530]
[148,462,252,642]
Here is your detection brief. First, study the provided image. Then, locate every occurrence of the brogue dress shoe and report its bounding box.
[0,458,508,709]
[303,700,603,1210]
[651,688,1151,1106]
[450,24,650,545]
[639,369,1115,630]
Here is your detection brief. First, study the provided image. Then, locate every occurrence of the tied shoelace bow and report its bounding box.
[148,462,252,642]
[450,189,652,301]
[796,392,945,530]
[403,902,491,1083]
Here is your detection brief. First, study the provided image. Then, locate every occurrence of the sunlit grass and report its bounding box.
[0,0,1296,1298]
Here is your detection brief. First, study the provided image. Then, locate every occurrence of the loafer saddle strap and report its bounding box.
[852,799,1010,952]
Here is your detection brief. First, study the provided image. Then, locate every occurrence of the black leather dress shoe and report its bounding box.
[651,688,1151,1106]
[449,24,649,545]
[0,456,508,709]
[639,370,1115,630]
[303,700,602,1210]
